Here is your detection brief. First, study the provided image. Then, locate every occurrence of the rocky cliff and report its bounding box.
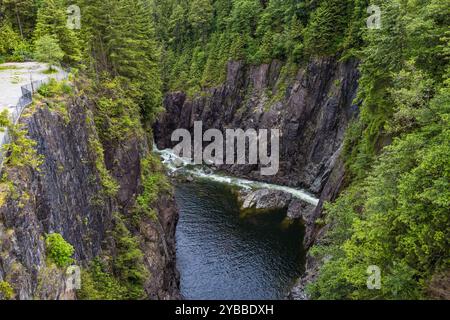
[154,57,360,299]
[155,58,359,194]
[0,87,179,299]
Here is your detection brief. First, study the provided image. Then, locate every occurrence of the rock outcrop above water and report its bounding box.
[239,188,315,221]
[241,189,292,210]
[0,94,179,299]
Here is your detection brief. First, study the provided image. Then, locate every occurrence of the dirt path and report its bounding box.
[0,62,64,112]
[0,62,66,167]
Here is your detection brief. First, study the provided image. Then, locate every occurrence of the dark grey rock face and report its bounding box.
[154,57,359,300]
[289,148,347,300]
[0,96,179,300]
[27,99,114,263]
[0,99,112,299]
[154,58,359,194]
[241,189,292,210]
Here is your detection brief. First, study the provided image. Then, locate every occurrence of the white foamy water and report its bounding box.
[154,146,320,206]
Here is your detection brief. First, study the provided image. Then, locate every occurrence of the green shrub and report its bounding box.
[45,233,75,268]
[5,124,44,169]
[0,281,14,300]
[11,42,33,62]
[135,154,171,221]
[0,23,22,58]
[112,214,148,300]
[77,260,127,300]
[37,79,72,98]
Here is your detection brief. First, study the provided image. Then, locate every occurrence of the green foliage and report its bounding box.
[4,123,43,169]
[150,0,369,94]
[0,0,38,39]
[0,21,33,62]
[0,110,9,129]
[79,0,162,125]
[0,281,14,300]
[37,78,72,98]
[78,212,150,300]
[303,0,352,56]
[188,0,214,38]
[135,154,171,221]
[112,213,148,300]
[92,77,143,144]
[309,0,450,300]
[33,35,64,69]
[33,0,81,64]
[88,135,119,198]
[0,22,22,56]
[77,260,127,300]
[78,224,149,301]
[45,233,75,268]
[152,0,310,94]
[309,93,450,298]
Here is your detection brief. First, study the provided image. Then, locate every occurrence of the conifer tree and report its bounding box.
[303,0,352,56]
[79,0,162,123]
[33,0,81,64]
[1,0,37,38]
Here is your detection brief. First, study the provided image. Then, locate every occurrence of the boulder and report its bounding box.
[241,189,292,210]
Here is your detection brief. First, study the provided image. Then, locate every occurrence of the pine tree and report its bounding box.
[303,0,352,56]
[1,0,37,38]
[34,34,64,69]
[79,0,162,123]
[33,0,81,64]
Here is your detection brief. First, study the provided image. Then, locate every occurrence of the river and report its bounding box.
[156,147,318,299]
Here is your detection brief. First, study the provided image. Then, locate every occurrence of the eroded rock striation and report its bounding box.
[0,93,179,299]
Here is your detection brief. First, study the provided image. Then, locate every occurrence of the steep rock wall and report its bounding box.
[0,93,179,299]
[155,58,359,194]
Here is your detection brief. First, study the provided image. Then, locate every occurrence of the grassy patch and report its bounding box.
[0,65,19,71]
[41,68,58,75]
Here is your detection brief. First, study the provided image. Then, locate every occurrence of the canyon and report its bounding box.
[0,55,359,299]
[155,57,360,298]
